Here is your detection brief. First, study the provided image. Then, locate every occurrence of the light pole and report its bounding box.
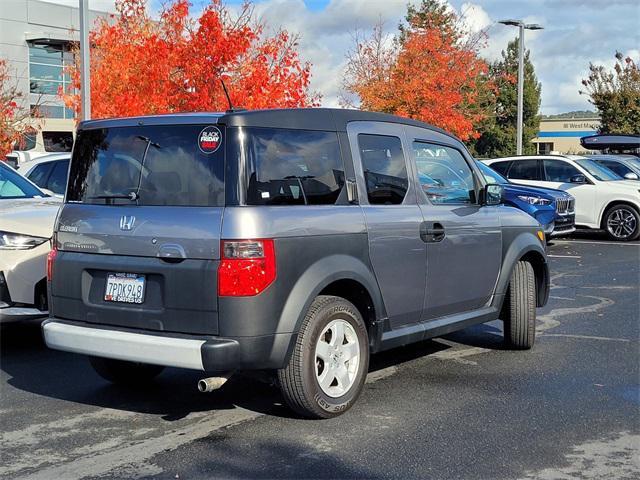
[79,0,91,120]
[499,19,543,155]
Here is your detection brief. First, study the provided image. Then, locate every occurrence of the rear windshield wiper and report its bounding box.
[87,192,139,203]
[130,136,161,204]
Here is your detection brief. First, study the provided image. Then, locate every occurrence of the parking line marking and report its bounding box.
[547,254,581,258]
[541,333,631,342]
[552,240,640,246]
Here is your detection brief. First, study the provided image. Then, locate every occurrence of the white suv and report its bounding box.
[483,155,640,241]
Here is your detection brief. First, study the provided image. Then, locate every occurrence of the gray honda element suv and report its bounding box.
[43,108,549,418]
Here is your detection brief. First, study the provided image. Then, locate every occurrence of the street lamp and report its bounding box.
[499,19,543,155]
[79,0,90,120]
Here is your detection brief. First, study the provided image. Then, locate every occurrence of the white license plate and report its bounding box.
[104,273,146,304]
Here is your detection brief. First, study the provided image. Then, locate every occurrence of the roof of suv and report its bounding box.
[18,152,70,172]
[78,108,456,140]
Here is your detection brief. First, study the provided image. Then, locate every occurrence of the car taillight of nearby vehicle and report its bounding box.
[47,248,57,282]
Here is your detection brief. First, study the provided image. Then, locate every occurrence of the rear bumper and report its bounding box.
[0,305,48,323]
[42,318,293,371]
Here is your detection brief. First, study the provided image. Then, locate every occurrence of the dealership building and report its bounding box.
[0,0,108,152]
[532,116,601,155]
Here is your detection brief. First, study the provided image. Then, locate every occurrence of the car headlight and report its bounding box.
[0,231,49,250]
[516,195,552,206]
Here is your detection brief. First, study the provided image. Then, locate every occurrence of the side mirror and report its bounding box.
[570,174,587,184]
[483,184,503,206]
[624,172,639,180]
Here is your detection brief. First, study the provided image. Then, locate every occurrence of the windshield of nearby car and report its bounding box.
[476,161,508,184]
[575,159,623,181]
[0,162,46,199]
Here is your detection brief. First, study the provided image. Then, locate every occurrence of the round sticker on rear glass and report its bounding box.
[198,126,222,154]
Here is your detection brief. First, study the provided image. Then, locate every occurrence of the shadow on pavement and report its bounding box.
[141,436,377,480]
[0,318,507,421]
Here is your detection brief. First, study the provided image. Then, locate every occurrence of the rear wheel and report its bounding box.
[89,357,164,385]
[503,261,536,350]
[278,295,369,419]
[603,204,640,241]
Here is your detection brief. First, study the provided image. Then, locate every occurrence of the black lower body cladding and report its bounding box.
[217,233,375,338]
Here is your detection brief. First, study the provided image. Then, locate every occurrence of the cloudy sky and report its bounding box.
[46,0,640,114]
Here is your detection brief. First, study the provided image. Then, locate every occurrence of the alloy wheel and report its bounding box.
[315,319,361,398]
[606,207,638,239]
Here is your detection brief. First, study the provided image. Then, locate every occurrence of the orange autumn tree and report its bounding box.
[62,0,319,119]
[1,59,41,158]
[343,0,495,141]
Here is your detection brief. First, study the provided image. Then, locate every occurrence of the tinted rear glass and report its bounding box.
[239,128,344,206]
[67,125,224,206]
[43,131,74,152]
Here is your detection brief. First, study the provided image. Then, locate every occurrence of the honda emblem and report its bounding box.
[119,215,136,231]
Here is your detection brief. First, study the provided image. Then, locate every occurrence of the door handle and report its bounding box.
[158,244,187,263]
[420,222,445,243]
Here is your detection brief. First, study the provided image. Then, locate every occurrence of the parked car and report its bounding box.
[0,162,61,323]
[483,155,640,241]
[587,155,640,181]
[475,161,575,238]
[18,153,70,197]
[43,109,549,418]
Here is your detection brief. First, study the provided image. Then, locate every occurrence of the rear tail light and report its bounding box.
[46,248,57,281]
[218,239,276,296]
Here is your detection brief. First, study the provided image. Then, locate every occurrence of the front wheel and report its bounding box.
[603,204,640,241]
[503,261,537,350]
[89,356,165,385]
[278,295,369,419]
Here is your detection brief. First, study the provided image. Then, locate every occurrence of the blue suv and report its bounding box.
[476,161,575,238]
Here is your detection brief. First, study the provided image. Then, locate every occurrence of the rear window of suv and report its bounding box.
[67,124,225,206]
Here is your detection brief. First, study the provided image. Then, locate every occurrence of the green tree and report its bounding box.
[472,38,542,157]
[580,52,640,134]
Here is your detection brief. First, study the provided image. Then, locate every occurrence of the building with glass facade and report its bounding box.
[0,0,108,153]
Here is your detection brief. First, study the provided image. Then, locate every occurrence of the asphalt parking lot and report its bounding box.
[1,233,638,480]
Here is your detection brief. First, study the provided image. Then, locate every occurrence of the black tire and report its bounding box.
[89,356,164,385]
[278,295,369,419]
[503,261,536,350]
[602,204,640,241]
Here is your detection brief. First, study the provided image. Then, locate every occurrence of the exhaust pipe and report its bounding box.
[197,376,229,393]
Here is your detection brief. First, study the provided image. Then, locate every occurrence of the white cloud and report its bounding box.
[41,0,640,114]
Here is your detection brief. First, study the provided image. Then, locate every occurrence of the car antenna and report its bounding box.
[220,79,245,113]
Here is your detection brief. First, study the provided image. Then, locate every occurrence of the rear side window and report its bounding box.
[507,160,541,180]
[47,160,69,194]
[68,125,224,206]
[43,131,73,152]
[358,134,408,205]
[242,128,345,206]
[27,162,55,187]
